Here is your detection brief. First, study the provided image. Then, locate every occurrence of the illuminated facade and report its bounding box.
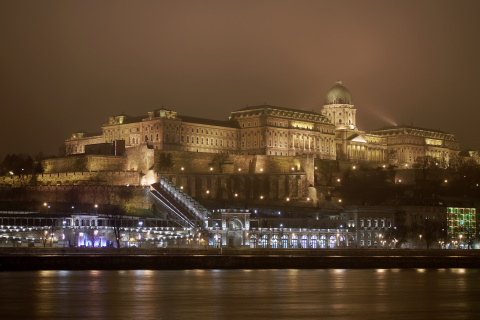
[371,125,459,167]
[65,81,461,167]
[447,207,477,248]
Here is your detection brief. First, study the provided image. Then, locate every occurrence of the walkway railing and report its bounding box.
[149,176,210,228]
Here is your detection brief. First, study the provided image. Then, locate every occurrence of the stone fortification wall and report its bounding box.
[152,151,318,202]
[161,172,311,202]
[154,151,313,174]
[0,185,151,211]
[126,146,155,173]
[43,155,127,173]
[154,151,315,186]
[0,171,141,187]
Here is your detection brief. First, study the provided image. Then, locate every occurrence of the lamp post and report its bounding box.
[419,234,422,248]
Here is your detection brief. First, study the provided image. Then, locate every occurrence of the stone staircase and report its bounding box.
[149,176,210,228]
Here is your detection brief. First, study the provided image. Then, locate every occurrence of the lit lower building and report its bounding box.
[447,207,477,248]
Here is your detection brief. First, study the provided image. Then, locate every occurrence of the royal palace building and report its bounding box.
[65,81,461,168]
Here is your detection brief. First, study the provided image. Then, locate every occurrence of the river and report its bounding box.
[1,269,479,319]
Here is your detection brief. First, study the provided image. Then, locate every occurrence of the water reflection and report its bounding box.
[1,269,479,319]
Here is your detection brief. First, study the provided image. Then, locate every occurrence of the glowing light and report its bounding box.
[398,179,402,183]
[337,178,341,182]
[260,195,264,199]
[206,190,210,194]
[352,166,356,170]
[291,167,295,171]
[210,167,213,171]
[260,168,263,172]
[444,180,448,183]
[306,197,310,201]
[238,168,242,172]
[181,167,184,171]
[314,166,317,170]
[234,193,238,197]
[383,165,386,168]
[286,197,290,201]
[338,199,342,203]
[94,204,98,208]
[180,186,184,190]
[43,202,47,207]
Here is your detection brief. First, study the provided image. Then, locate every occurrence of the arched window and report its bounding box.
[281,235,288,248]
[271,235,279,248]
[260,235,268,248]
[301,235,308,248]
[290,235,298,248]
[310,235,318,249]
[320,235,326,248]
[329,235,336,248]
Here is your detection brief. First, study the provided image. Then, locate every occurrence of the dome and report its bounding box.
[324,80,353,105]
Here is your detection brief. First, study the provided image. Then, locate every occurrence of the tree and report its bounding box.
[413,156,442,181]
[384,226,408,248]
[107,206,123,248]
[421,219,446,249]
[315,160,338,186]
[35,229,49,247]
[158,153,174,172]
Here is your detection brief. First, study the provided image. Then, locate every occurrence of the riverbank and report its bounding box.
[1,248,480,270]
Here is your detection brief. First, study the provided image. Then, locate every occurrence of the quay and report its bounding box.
[1,248,479,270]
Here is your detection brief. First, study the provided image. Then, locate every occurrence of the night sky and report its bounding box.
[1,0,479,156]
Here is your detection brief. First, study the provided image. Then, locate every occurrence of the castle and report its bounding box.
[56,81,462,180]
[1,81,478,249]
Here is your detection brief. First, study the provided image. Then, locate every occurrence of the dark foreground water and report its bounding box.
[1,269,479,319]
